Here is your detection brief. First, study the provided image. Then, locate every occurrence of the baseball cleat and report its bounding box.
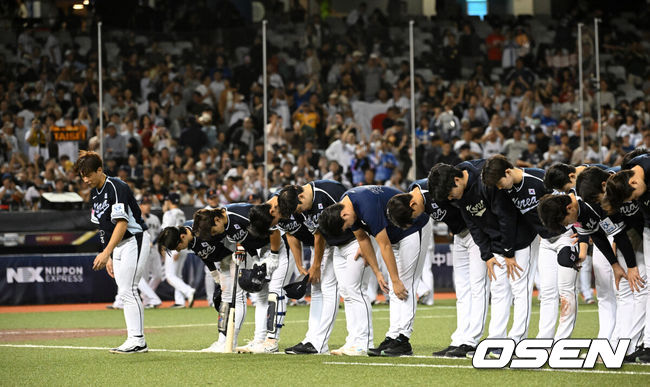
[432,345,457,357]
[187,289,196,308]
[235,339,264,353]
[201,340,230,353]
[248,338,279,354]
[144,303,160,309]
[487,348,503,359]
[636,347,650,363]
[285,342,318,355]
[446,344,475,358]
[368,337,396,357]
[623,345,644,363]
[110,338,148,354]
[382,334,412,357]
[331,345,367,356]
[169,304,185,309]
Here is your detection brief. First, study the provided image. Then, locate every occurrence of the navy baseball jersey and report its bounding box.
[504,168,556,239]
[90,176,147,249]
[277,214,315,246]
[345,185,429,244]
[184,220,232,271]
[301,180,355,246]
[410,179,467,235]
[454,160,536,261]
[223,203,270,256]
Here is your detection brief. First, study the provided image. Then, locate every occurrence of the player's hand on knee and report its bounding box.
[376,272,389,294]
[393,279,408,300]
[612,263,627,291]
[213,283,222,312]
[298,265,309,277]
[627,267,646,293]
[307,265,321,283]
[261,250,279,274]
[505,257,523,280]
[106,258,114,278]
[353,248,362,261]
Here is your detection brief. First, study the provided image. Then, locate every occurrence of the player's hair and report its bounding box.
[575,166,610,204]
[537,194,572,234]
[621,149,650,169]
[158,226,188,255]
[248,204,273,239]
[428,164,463,202]
[481,155,514,187]
[74,150,103,176]
[386,193,414,229]
[318,204,345,237]
[193,208,227,240]
[605,170,636,211]
[543,163,576,191]
[277,185,304,217]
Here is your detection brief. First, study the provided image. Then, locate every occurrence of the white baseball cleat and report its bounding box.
[235,339,264,353]
[110,337,148,354]
[331,345,367,356]
[187,288,196,308]
[248,338,279,354]
[201,340,231,353]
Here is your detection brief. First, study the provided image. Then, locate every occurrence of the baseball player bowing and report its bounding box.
[193,204,283,353]
[386,177,489,358]
[74,150,150,354]
[429,161,538,356]
[319,185,430,357]
[275,180,354,355]
[481,155,582,341]
[578,166,647,361]
[158,220,233,352]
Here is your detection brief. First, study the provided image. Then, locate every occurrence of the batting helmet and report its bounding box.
[283,274,310,299]
[238,263,267,293]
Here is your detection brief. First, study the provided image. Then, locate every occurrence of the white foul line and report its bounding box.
[0,344,203,353]
[323,361,650,375]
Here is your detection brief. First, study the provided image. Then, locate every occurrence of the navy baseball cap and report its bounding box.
[165,192,181,204]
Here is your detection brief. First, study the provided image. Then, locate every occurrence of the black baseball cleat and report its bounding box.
[432,345,457,357]
[368,337,396,357]
[382,334,413,357]
[623,345,644,363]
[636,347,650,363]
[446,344,475,358]
[109,339,148,354]
[285,342,318,355]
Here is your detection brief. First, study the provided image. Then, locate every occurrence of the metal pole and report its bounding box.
[408,20,416,180]
[262,20,268,193]
[594,18,602,162]
[98,21,103,159]
[578,23,584,164]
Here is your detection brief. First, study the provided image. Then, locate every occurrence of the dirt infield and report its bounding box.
[0,293,459,314]
[0,328,126,342]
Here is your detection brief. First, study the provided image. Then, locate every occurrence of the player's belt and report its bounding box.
[546,235,561,244]
[456,228,470,238]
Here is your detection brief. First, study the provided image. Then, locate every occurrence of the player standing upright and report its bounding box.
[161,193,195,308]
[386,177,489,358]
[74,150,150,354]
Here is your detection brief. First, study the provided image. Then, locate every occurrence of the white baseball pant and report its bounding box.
[219,255,246,348]
[303,245,340,353]
[416,231,435,305]
[332,238,373,350]
[378,220,431,340]
[591,242,617,341]
[579,254,595,301]
[451,230,489,347]
[164,250,194,305]
[642,227,650,348]
[613,241,647,353]
[113,232,150,339]
[488,237,539,342]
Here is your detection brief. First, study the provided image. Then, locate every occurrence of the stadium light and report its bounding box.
[72,4,84,10]
[83,0,89,5]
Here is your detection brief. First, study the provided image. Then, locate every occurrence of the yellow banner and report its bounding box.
[50,125,87,142]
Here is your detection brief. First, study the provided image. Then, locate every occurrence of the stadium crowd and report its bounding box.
[1,1,650,211]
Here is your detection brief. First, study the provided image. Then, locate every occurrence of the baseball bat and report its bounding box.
[224,253,241,353]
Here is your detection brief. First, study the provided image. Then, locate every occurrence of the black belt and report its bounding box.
[456,228,470,238]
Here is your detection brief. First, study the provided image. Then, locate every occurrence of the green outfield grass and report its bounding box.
[0,299,648,386]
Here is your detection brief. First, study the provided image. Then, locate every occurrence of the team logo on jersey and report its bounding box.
[528,188,535,195]
[429,204,447,221]
[366,186,384,194]
[620,201,639,216]
[93,200,110,220]
[466,200,486,217]
[234,224,240,230]
[196,242,216,259]
[303,213,321,232]
[513,197,538,212]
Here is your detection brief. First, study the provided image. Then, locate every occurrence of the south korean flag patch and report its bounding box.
[318,203,323,209]
[528,188,535,196]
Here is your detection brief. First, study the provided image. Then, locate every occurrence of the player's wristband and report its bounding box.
[210,269,220,284]
[271,250,279,254]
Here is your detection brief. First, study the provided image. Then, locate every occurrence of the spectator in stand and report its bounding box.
[518,139,543,167]
[486,24,505,71]
[104,123,127,164]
